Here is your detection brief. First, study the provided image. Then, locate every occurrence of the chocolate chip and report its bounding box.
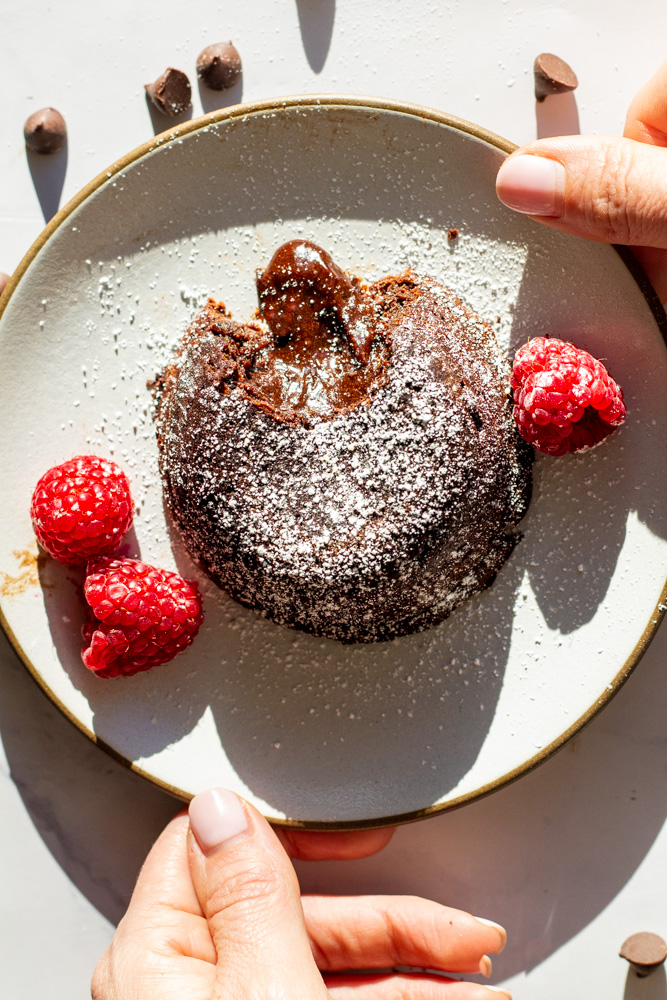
[145,68,192,117]
[447,228,459,240]
[0,272,10,296]
[196,42,242,91]
[620,932,667,977]
[534,53,579,102]
[23,108,67,154]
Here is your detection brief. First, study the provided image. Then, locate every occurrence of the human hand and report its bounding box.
[92,788,510,1000]
[496,61,667,301]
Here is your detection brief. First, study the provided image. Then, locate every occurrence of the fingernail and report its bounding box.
[480,955,493,978]
[189,788,250,855]
[485,988,512,999]
[474,916,508,951]
[496,154,565,216]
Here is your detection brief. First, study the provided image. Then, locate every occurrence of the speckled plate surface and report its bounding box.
[1,98,666,828]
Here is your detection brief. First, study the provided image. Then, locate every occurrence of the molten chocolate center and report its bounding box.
[245,240,389,424]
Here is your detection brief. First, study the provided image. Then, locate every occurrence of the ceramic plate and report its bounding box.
[1,98,666,828]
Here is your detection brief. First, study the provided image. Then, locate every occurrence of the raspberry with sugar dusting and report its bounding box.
[30,455,133,565]
[82,557,203,678]
[511,337,626,456]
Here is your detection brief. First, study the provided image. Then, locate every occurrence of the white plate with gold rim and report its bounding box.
[1,97,666,828]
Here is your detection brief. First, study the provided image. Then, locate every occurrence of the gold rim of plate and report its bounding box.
[1,95,666,830]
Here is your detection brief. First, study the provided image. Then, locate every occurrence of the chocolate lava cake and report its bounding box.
[154,240,533,642]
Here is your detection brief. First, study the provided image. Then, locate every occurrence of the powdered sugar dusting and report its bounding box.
[2,102,661,820]
[156,273,532,641]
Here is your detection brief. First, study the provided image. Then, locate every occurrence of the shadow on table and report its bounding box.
[295,0,335,73]
[535,91,580,139]
[146,94,193,137]
[624,967,667,1000]
[292,616,667,983]
[3,598,665,968]
[198,77,244,115]
[0,626,178,924]
[27,145,68,223]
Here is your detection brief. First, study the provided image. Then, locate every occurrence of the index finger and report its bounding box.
[274,825,395,861]
[302,894,506,974]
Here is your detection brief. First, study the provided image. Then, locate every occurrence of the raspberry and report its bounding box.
[511,337,626,456]
[30,455,133,565]
[81,557,204,678]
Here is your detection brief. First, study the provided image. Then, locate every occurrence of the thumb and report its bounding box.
[495,134,667,249]
[187,788,327,999]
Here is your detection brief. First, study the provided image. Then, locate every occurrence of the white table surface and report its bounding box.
[1,2,666,998]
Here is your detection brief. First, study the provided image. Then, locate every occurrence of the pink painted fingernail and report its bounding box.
[474,916,508,951]
[480,955,493,978]
[496,154,566,216]
[189,788,250,855]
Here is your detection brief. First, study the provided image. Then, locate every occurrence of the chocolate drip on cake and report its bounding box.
[248,240,389,425]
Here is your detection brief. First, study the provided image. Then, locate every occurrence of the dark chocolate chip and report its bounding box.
[620,932,667,977]
[534,53,579,102]
[196,42,242,91]
[145,68,192,117]
[23,108,67,154]
[0,272,10,296]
